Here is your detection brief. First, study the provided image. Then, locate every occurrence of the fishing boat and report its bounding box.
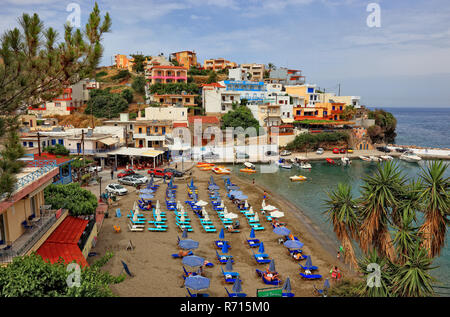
[380,155,393,161]
[276,158,292,169]
[341,157,351,166]
[399,152,422,163]
[300,161,312,169]
[326,158,335,165]
[370,156,382,162]
[240,162,256,173]
[290,175,307,182]
[212,166,231,174]
[359,156,371,162]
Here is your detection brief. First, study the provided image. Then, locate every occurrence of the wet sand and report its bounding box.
[90,167,355,297]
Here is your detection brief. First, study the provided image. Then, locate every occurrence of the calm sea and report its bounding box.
[376,107,450,149]
[232,159,450,290]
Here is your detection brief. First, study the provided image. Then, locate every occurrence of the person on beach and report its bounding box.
[178,250,190,258]
[331,266,341,280]
[337,251,341,261]
[110,168,114,180]
[252,178,255,185]
[263,191,268,201]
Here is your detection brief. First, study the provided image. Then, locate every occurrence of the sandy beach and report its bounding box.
[90,166,355,297]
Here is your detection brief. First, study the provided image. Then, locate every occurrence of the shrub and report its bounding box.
[44,183,98,216]
[43,144,70,156]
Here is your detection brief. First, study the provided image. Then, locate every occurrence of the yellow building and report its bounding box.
[134,120,173,149]
[203,58,237,71]
[114,54,134,71]
[170,51,198,69]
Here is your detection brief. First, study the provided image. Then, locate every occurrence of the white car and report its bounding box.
[118,176,142,187]
[280,150,291,156]
[89,165,102,173]
[105,183,128,195]
[316,148,324,155]
[130,174,148,184]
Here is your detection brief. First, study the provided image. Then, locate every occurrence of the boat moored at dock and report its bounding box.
[399,151,422,163]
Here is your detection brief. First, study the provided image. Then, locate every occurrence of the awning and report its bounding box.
[282,118,294,123]
[108,147,165,158]
[98,137,118,146]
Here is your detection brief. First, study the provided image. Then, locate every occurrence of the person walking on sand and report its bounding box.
[252,178,255,185]
[111,168,114,180]
[263,191,268,201]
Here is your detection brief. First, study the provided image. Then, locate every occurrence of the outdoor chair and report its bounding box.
[299,272,322,280]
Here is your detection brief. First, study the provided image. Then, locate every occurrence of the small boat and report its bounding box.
[197,162,215,168]
[240,162,256,173]
[212,166,231,174]
[290,175,307,182]
[326,158,335,165]
[299,161,312,169]
[200,165,214,171]
[341,157,351,166]
[399,152,422,163]
[276,159,292,169]
[244,162,255,169]
[359,156,371,162]
[370,156,382,162]
[380,155,393,161]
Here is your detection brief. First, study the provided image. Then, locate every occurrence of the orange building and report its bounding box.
[114,54,133,71]
[203,58,237,71]
[170,51,198,69]
[293,102,347,122]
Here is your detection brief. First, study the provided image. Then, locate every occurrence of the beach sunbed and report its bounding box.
[224,287,247,298]
[255,269,282,285]
[148,225,167,232]
[246,239,260,248]
[299,264,319,271]
[299,272,322,280]
[216,250,234,264]
[214,240,230,249]
[128,223,144,232]
[220,267,240,284]
[253,252,271,264]
[186,288,208,298]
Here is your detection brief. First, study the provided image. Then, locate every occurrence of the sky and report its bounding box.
[1,0,450,108]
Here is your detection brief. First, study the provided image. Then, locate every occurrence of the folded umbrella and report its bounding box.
[221,243,229,254]
[225,257,233,271]
[282,277,292,293]
[258,242,265,253]
[232,277,243,293]
[269,260,276,272]
[182,228,188,239]
[250,228,255,239]
[219,228,225,240]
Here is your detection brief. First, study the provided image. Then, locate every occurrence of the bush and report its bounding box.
[85,89,129,118]
[121,89,133,103]
[148,82,199,95]
[111,70,130,81]
[131,76,146,95]
[285,132,349,151]
[43,144,70,156]
[44,183,98,216]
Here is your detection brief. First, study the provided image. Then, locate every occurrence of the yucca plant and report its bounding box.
[392,213,420,265]
[324,183,360,268]
[357,249,394,297]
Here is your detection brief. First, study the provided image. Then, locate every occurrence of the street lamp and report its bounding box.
[98,176,103,202]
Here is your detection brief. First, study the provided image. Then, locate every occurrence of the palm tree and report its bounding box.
[391,243,436,297]
[357,249,394,297]
[358,161,407,262]
[418,161,450,258]
[324,183,360,268]
[392,213,420,265]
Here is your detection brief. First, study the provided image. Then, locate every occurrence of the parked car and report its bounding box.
[202,152,220,160]
[280,150,292,156]
[88,165,102,173]
[147,168,173,179]
[332,148,340,154]
[339,148,346,154]
[118,176,142,187]
[105,183,128,195]
[316,148,324,155]
[117,169,135,178]
[163,168,184,178]
[235,152,249,159]
[376,146,391,153]
[265,150,278,157]
[130,174,148,184]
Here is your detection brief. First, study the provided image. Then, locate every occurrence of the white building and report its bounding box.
[140,106,188,124]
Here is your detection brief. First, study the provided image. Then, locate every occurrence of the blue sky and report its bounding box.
[1,0,450,108]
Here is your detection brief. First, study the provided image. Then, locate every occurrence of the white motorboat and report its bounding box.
[244,162,255,169]
[380,155,393,161]
[341,157,351,166]
[276,159,292,169]
[359,156,371,162]
[300,161,312,169]
[399,152,422,163]
[370,156,382,162]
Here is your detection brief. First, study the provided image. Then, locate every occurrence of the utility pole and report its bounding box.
[37,131,41,156]
[338,83,341,96]
[81,129,85,163]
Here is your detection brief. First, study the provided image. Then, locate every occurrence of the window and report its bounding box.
[139,127,142,134]
[51,139,56,145]
[222,105,226,111]
[162,127,166,135]
[55,102,61,107]
[155,127,158,133]
[58,139,64,145]
[29,142,33,147]
[23,142,27,147]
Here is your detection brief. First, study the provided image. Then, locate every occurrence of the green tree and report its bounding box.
[0,3,111,196]
[0,253,124,297]
[43,144,70,156]
[131,76,146,95]
[221,105,260,131]
[85,89,128,118]
[207,71,218,84]
[367,109,397,143]
[121,88,133,103]
[130,54,146,73]
[44,183,98,216]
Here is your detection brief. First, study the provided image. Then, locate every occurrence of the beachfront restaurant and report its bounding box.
[107,147,166,169]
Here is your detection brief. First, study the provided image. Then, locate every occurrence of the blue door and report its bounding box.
[77,143,81,154]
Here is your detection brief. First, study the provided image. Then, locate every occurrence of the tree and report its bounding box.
[0,3,111,196]
[44,183,98,216]
[221,105,260,131]
[0,252,124,297]
[131,76,146,95]
[43,144,70,156]
[111,69,130,81]
[130,54,146,73]
[121,88,133,103]
[367,109,397,143]
[341,105,356,121]
[207,71,218,84]
[85,89,128,118]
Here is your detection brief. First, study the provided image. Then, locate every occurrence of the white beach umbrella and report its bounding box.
[261,199,266,209]
[133,213,138,222]
[177,201,181,209]
[244,200,249,209]
[264,205,277,212]
[254,212,259,222]
[180,213,186,223]
[223,206,228,215]
[247,207,254,215]
[156,213,162,222]
[270,210,285,218]
[204,213,210,221]
[225,212,238,219]
[220,201,225,208]
[196,200,208,207]
[156,200,160,209]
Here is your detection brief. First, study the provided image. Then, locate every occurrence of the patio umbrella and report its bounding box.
[139,193,154,199]
[204,213,210,221]
[182,255,204,267]
[261,199,266,209]
[270,211,285,218]
[250,228,255,239]
[273,227,291,236]
[190,178,195,187]
[156,200,160,209]
[219,201,225,208]
[225,257,233,271]
[324,278,330,290]
[282,277,292,293]
[244,200,249,209]
[236,194,248,200]
[139,188,154,194]
[156,213,162,222]
[180,213,186,223]
[182,228,188,239]
[221,243,229,254]
[132,213,138,222]
[229,190,242,196]
[269,260,276,272]
[284,240,304,249]
[253,212,259,222]
[178,239,199,250]
[210,175,214,184]
[264,205,277,212]
[185,275,210,291]
[223,206,228,214]
[232,278,243,293]
[305,256,313,268]
[219,228,225,239]
[258,242,265,253]
[224,212,238,220]
[247,207,254,215]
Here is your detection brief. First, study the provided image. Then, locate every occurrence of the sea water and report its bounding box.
[232,159,450,289]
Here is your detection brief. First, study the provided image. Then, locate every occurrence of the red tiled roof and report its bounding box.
[173,122,188,128]
[200,83,226,88]
[188,116,220,124]
[36,216,89,267]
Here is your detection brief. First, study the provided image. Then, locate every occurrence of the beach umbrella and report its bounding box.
[139,193,154,199]
[269,260,276,272]
[185,275,210,292]
[229,190,242,196]
[219,228,225,240]
[305,256,313,268]
[232,278,243,293]
[225,258,233,271]
[270,211,285,218]
[253,212,259,222]
[190,178,194,187]
[221,243,229,254]
[250,228,255,239]
[236,194,248,200]
[258,242,265,253]
[196,200,208,206]
[247,207,254,215]
[264,205,277,211]
[182,255,204,267]
[219,201,225,208]
[273,227,291,236]
[180,213,186,223]
[139,188,154,194]
[284,240,304,249]
[178,239,199,250]
[225,212,238,220]
[132,213,138,222]
[150,174,154,183]
[209,185,220,190]
[244,200,249,209]
[204,213,210,221]
[223,206,228,214]
[261,199,266,209]
[156,213,162,222]
[210,175,214,184]
[156,200,160,209]
[282,277,292,293]
[324,278,330,290]
[182,228,188,239]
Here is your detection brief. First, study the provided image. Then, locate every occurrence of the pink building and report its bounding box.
[146,65,188,84]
